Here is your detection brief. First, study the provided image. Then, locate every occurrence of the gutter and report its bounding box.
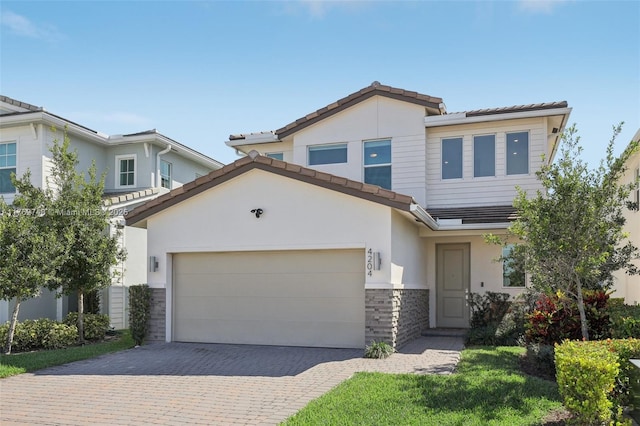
[156,144,172,188]
[424,107,572,127]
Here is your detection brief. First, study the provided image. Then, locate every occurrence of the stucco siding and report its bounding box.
[390,210,427,289]
[425,117,548,208]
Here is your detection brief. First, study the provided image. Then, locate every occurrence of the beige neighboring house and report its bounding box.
[126,81,571,349]
[613,128,640,303]
[0,95,223,328]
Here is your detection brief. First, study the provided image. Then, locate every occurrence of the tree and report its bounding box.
[46,132,126,343]
[487,124,639,340]
[0,172,65,354]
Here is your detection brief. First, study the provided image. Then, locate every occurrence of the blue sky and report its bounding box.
[1,0,638,166]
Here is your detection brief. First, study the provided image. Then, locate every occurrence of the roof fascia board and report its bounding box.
[225,135,281,148]
[0,111,108,144]
[424,107,572,127]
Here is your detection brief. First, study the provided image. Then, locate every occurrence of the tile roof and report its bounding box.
[103,188,159,206]
[0,95,42,112]
[126,150,416,226]
[459,101,568,117]
[229,81,444,141]
[427,205,518,224]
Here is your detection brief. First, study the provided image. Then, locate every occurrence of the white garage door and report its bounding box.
[173,249,365,348]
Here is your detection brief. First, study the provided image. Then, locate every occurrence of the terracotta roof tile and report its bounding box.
[456,101,568,117]
[126,150,417,225]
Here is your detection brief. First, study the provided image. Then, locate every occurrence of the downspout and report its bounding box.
[156,144,172,188]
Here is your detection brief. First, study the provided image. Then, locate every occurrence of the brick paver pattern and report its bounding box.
[0,336,463,426]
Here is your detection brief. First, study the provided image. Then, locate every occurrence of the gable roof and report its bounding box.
[228,81,444,142]
[126,150,416,226]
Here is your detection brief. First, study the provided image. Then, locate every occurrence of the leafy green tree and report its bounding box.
[46,132,126,343]
[487,124,639,340]
[0,172,65,354]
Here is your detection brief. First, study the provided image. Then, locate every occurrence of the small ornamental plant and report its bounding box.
[364,340,394,359]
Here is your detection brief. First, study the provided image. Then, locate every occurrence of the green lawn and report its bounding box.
[283,346,562,426]
[0,330,134,378]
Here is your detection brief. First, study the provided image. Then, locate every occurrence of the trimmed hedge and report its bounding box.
[0,319,78,352]
[555,340,620,425]
[63,313,110,341]
[129,284,151,346]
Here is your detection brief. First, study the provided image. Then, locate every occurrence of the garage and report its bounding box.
[172,249,365,348]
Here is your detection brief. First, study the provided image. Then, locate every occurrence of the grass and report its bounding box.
[0,330,134,378]
[283,346,563,426]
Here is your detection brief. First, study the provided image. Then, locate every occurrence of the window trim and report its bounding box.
[160,159,172,189]
[115,154,137,189]
[308,143,348,166]
[0,141,17,194]
[506,131,530,176]
[441,137,464,180]
[473,133,496,178]
[363,139,392,189]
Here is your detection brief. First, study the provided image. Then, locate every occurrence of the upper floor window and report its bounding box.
[507,132,529,175]
[474,134,495,177]
[503,245,525,288]
[116,154,136,188]
[308,143,347,166]
[266,152,284,161]
[363,139,391,190]
[0,142,17,193]
[160,159,172,189]
[442,137,463,179]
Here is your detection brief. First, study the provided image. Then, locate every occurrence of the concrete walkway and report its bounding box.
[0,336,464,425]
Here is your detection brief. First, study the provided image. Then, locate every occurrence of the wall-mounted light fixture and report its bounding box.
[149,256,159,272]
[250,208,264,218]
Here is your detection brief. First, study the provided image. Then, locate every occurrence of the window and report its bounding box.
[503,245,526,288]
[474,134,495,177]
[308,143,347,165]
[507,132,529,175]
[266,152,284,161]
[634,167,639,211]
[0,142,17,193]
[364,139,391,190]
[116,155,136,187]
[442,137,463,179]
[160,160,172,189]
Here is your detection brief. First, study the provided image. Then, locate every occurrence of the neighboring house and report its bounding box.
[126,81,571,349]
[612,128,640,304]
[0,95,223,328]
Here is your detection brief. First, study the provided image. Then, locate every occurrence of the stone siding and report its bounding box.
[147,288,166,342]
[365,288,429,349]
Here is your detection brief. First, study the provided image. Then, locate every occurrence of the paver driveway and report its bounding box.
[0,336,463,426]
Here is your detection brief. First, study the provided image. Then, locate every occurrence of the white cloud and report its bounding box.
[1,10,64,41]
[280,0,370,19]
[518,0,566,14]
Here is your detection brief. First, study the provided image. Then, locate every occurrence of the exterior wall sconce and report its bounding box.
[149,256,159,272]
[251,208,264,218]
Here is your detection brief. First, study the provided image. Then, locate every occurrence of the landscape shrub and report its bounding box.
[64,313,110,341]
[609,301,640,339]
[129,284,151,346]
[595,339,640,413]
[364,340,394,359]
[526,343,556,379]
[0,319,78,352]
[466,292,514,345]
[555,340,620,425]
[526,290,610,345]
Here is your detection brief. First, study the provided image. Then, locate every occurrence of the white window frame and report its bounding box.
[0,141,17,194]
[265,152,284,161]
[473,134,496,178]
[115,154,137,189]
[308,143,348,166]
[441,137,464,180]
[363,139,392,189]
[506,131,530,176]
[160,159,172,189]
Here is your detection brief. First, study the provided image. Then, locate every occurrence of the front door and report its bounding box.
[436,243,470,328]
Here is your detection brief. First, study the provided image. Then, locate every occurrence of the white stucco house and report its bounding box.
[126,81,571,349]
[613,128,640,303]
[0,95,223,328]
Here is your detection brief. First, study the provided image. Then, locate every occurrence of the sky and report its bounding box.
[0,0,638,167]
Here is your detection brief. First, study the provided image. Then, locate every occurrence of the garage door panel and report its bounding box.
[173,250,365,349]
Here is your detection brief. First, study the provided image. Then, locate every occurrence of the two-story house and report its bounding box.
[0,95,223,329]
[125,82,571,349]
[613,128,640,303]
